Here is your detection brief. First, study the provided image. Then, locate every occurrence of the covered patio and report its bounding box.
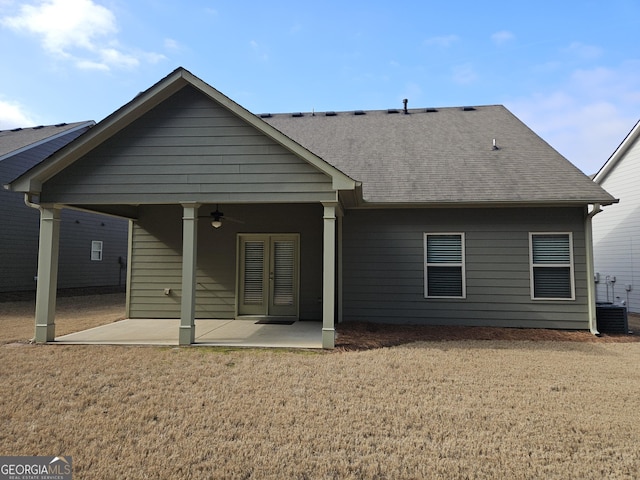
[7,69,358,350]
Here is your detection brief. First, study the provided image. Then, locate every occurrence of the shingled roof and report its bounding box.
[0,122,93,161]
[264,105,616,206]
[3,68,615,208]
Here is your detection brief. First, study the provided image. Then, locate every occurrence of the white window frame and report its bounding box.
[91,240,103,261]
[529,232,575,300]
[424,233,466,299]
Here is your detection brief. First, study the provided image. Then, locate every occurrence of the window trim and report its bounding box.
[529,232,575,301]
[424,232,466,299]
[91,240,103,261]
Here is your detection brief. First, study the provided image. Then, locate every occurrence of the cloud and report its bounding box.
[249,39,269,62]
[508,63,640,175]
[164,38,180,51]
[424,35,459,48]
[564,41,603,60]
[0,99,37,129]
[491,30,514,46]
[452,63,478,85]
[1,0,116,54]
[0,0,164,71]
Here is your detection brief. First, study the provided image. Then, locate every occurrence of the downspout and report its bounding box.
[24,193,42,211]
[585,204,602,336]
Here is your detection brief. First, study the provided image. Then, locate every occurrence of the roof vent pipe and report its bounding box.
[403,98,408,114]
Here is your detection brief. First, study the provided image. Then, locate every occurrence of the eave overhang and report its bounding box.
[346,198,620,210]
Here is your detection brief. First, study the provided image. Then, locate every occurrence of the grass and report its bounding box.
[1,294,640,478]
[0,292,126,345]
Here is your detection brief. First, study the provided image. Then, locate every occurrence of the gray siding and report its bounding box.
[342,207,589,329]
[128,203,323,319]
[1,138,128,293]
[56,210,129,290]
[0,157,40,291]
[41,86,336,205]
[593,135,640,312]
[0,194,129,292]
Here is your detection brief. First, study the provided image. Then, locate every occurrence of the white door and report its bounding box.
[238,234,299,317]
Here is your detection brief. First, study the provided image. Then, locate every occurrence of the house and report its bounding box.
[1,123,128,294]
[7,68,616,348]
[592,119,640,312]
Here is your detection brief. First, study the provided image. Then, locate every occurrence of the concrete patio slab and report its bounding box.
[55,318,323,348]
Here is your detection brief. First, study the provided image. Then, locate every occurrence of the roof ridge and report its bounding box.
[260,104,505,118]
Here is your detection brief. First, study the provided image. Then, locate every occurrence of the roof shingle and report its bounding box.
[264,105,615,205]
[0,122,93,160]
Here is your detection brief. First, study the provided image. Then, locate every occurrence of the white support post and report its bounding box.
[322,203,337,349]
[179,203,199,345]
[34,206,61,343]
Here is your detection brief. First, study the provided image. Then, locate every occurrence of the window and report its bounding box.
[529,233,574,300]
[91,241,103,261]
[424,233,465,298]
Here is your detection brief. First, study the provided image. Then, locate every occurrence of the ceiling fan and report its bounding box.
[199,205,243,228]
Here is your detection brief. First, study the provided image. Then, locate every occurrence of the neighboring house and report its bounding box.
[7,68,616,348]
[1,122,128,294]
[592,119,640,312]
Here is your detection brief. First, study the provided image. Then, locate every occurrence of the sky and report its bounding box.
[0,0,639,175]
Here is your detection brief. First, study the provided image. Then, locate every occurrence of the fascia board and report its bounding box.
[348,199,619,210]
[594,119,640,184]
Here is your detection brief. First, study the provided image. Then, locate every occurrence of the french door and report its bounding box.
[238,234,299,317]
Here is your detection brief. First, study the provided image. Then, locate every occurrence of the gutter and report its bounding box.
[585,203,603,336]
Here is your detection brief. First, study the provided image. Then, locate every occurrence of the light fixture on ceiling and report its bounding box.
[210,206,224,228]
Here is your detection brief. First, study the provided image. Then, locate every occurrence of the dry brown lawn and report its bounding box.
[1,294,640,479]
[0,292,127,345]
